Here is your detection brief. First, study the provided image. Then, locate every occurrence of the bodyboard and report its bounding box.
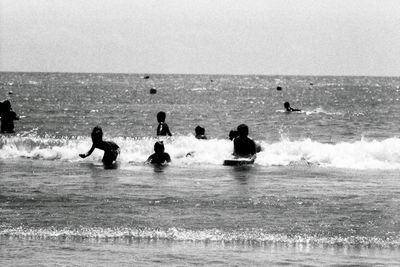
[223,157,255,166]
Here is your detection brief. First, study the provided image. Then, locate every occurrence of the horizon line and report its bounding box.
[0,70,399,79]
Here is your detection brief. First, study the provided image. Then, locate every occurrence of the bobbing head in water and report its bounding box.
[284,102,290,110]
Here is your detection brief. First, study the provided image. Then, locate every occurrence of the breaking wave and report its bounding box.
[1,134,400,170]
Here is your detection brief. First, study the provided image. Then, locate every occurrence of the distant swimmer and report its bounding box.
[146,141,171,165]
[276,86,282,91]
[150,88,157,94]
[156,111,172,136]
[233,124,257,158]
[79,126,120,166]
[143,75,150,79]
[0,100,20,133]
[284,102,301,112]
[195,125,207,139]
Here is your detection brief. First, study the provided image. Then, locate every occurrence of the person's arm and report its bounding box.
[12,111,20,120]
[145,154,154,164]
[165,124,172,136]
[79,144,95,158]
[165,153,171,163]
[250,140,257,155]
[233,138,238,156]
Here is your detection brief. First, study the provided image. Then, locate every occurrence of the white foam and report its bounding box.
[1,135,400,170]
[1,226,398,248]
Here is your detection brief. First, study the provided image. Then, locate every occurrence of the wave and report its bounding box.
[1,135,400,170]
[1,226,399,248]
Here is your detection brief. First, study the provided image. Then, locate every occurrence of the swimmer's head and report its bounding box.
[195,125,205,135]
[284,102,290,109]
[91,126,103,143]
[154,141,165,153]
[237,124,249,137]
[2,100,11,110]
[157,111,166,123]
[229,130,238,140]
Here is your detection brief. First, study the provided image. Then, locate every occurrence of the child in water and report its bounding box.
[229,128,261,153]
[0,100,20,133]
[233,124,257,158]
[284,102,301,112]
[79,126,120,166]
[195,125,207,139]
[146,141,171,165]
[156,111,172,136]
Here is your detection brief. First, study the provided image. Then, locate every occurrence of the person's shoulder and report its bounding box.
[107,141,119,148]
[163,152,171,160]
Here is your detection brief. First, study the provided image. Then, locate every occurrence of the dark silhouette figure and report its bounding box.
[195,125,207,139]
[0,100,19,133]
[229,128,261,153]
[79,126,120,166]
[143,75,150,79]
[233,124,256,158]
[284,102,301,112]
[156,111,172,136]
[150,88,157,94]
[229,130,238,140]
[146,141,171,164]
[277,86,282,91]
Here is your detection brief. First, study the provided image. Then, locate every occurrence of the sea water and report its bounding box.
[1,72,400,266]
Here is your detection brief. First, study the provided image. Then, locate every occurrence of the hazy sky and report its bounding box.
[1,0,399,76]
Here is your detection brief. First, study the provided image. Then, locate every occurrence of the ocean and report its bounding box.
[1,72,400,266]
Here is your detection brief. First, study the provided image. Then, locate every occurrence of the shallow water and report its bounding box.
[1,72,400,265]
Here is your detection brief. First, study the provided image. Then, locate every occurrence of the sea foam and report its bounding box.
[1,135,400,170]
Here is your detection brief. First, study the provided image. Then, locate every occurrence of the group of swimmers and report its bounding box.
[0,100,300,167]
[78,110,263,167]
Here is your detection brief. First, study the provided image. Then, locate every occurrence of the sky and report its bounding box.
[0,0,399,76]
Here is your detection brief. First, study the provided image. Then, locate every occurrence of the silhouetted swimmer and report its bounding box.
[0,100,20,133]
[233,124,256,158]
[79,126,120,166]
[150,88,157,94]
[156,111,172,136]
[284,102,301,112]
[276,86,282,91]
[146,141,171,165]
[143,75,150,79]
[195,125,207,139]
[229,128,261,153]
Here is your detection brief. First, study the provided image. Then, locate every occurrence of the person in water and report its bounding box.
[229,128,261,153]
[284,102,301,112]
[146,141,171,164]
[79,126,120,166]
[233,124,257,158]
[0,100,20,133]
[156,111,172,136]
[195,125,207,139]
